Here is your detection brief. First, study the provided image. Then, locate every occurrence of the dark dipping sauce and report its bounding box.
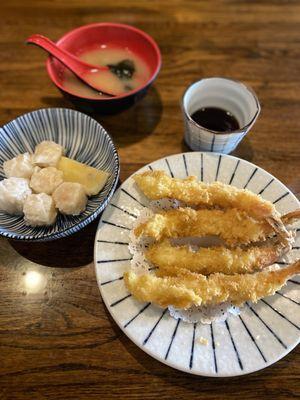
[191,107,240,133]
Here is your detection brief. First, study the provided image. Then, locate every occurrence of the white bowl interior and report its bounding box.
[183,77,260,128]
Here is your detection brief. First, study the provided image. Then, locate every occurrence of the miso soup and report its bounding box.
[62,46,151,98]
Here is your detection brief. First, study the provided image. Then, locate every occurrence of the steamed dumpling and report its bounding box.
[32,166,42,174]
[52,182,87,215]
[0,177,31,215]
[33,141,64,167]
[3,153,34,179]
[30,167,63,195]
[23,193,57,226]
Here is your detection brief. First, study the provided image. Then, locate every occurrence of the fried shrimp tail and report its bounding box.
[146,241,286,276]
[134,207,272,246]
[266,209,300,246]
[134,170,280,221]
[282,209,300,225]
[124,262,300,309]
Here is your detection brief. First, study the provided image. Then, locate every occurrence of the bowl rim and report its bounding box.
[46,22,162,101]
[0,107,120,241]
[181,77,261,135]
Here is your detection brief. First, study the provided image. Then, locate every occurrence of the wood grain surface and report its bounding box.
[0,1,299,399]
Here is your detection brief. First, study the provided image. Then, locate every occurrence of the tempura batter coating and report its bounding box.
[124,271,202,309]
[134,171,280,221]
[134,208,271,246]
[146,241,284,275]
[124,262,300,308]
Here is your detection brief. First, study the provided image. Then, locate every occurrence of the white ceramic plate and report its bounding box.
[94,152,300,377]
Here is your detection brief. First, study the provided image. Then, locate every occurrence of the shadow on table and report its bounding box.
[40,95,71,109]
[94,85,163,148]
[42,85,163,149]
[9,216,99,268]
[181,136,254,162]
[232,137,254,162]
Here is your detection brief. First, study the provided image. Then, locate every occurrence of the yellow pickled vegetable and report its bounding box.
[57,157,110,196]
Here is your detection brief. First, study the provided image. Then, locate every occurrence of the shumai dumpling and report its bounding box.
[33,141,64,167]
[32,166,41,174]
[23,193,57,226]
[30,167,63,195]
[3,153,34,179]
[0,177,31,215]
[52,182,87,215]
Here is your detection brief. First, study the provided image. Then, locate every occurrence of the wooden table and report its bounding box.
[0,1,299,399]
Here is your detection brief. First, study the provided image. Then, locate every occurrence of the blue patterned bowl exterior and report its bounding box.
[0,108,119,241]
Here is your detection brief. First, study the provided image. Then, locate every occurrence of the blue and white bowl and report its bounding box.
[0,108,119,241]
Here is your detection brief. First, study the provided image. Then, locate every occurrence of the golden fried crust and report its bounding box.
[134,171,279,220]
[178,263,300,306]
[123,271,201,308]
[124,262,300,308]
[134,207,271,246]
[146,241,283,275]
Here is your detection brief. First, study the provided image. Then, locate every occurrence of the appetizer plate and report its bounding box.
[0,108,119,241]
[94,152,299,377]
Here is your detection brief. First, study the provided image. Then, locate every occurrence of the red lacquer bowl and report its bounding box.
[46,23,161,114]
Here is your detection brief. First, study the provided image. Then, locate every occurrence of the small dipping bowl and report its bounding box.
[182,77,261,154]
[46,23,161,114]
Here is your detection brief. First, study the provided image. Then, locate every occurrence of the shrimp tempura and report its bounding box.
[124,261,300,309]
[134,207,272,246]
[146,240,286,276]
[134,171,280,221]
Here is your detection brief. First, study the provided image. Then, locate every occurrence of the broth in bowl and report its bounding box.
[63,46,151,98]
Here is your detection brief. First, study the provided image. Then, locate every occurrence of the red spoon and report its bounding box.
[26,34,116,96]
